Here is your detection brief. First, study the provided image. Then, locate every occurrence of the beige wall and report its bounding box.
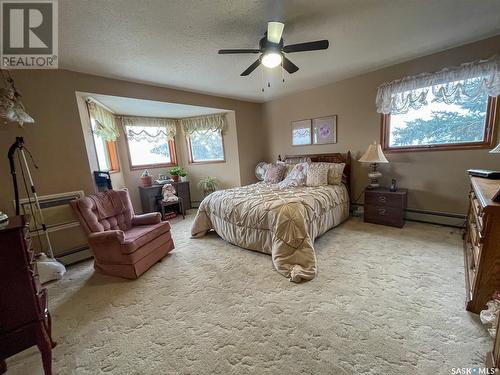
[263,35,500,215]
[0,70,265,216]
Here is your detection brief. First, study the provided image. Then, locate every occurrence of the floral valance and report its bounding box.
[87,99,119,141]
[180,113,227,136]
[376,55,500,114]
[122,116,177,142]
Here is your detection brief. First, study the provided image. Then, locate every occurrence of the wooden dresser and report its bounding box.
[364,188,408,228]
[464,176,500,314]
[139,181,192,214]
[0,216,56,375]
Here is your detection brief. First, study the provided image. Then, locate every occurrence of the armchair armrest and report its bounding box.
[132,213,161,226]
[88,230,125,245]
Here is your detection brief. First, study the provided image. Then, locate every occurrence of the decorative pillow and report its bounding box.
[306,163,329,187]
[284,163,296,178]
[284,156,311,164]
[264,162,286,183]
[278,162,309,188]
[328,163,345,185]
[312,162,346,185]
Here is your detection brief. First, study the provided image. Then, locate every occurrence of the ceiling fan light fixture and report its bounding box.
[261,52,282,69]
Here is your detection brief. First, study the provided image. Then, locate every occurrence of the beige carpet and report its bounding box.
[6,215,491,374]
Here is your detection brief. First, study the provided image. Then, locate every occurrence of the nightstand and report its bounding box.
[364,188,407,228]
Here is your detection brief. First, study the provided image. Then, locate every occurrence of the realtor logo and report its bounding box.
[1,0,58,68]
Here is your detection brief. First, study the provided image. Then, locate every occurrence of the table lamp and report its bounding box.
[359,141,389,188]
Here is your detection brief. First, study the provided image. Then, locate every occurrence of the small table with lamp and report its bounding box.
[359,142,407,228]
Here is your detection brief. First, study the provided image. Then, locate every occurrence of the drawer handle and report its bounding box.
[378,196,387,203]
[377,208,386,216]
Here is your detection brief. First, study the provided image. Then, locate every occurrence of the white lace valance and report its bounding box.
[87,99,119,141]
[181,113,227,136]
[376,55,500,114]
[122,116,177,142]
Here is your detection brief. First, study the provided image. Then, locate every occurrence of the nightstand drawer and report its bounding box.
[364,205,405,228]
[365,191,405,208]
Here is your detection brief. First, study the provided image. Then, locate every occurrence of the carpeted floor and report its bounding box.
[6,215,491,375]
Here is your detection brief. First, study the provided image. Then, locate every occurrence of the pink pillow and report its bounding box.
[264,162,286,183]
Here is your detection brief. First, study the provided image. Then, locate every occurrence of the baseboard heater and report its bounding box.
[17,190,92,265]
[351,203,466,228]
[57,245,93,266]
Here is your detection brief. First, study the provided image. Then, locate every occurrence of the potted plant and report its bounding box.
[141,169,152,187]
[168,166,184,182]
[179,169,188,182]
[198,176,218,196]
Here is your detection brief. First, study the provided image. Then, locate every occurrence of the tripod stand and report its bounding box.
[8,136,54,258]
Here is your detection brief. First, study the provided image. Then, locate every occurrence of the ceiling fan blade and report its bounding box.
[267,21,284,43]
[283,40,329,53]
[218,49,260,54]
[282,56,299,74]
[240,59,261,76]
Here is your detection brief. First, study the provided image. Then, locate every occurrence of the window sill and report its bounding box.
[383,142,494,153]
[130,163,177,171]
[188,159,226,165]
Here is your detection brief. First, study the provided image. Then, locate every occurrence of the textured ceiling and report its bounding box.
[87,93,227,118]
[59,0,500,102]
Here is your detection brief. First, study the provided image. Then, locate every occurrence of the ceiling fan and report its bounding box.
[218,22,329,76]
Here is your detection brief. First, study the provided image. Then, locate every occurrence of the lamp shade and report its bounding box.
[490,143,500,153]
[359,142,389,163]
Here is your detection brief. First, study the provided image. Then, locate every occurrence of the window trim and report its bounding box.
[124,137,178,171]
[186,129,226,165]
[88,112,120,173]
[381,96,498,153]
[105,140,120,173]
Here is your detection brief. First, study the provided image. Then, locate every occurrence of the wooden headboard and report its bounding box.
[281,152,352,195]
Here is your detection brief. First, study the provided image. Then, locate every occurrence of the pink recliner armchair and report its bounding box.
[70,189,174,279]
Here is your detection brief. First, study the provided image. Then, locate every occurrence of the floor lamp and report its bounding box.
[8,136,55,258]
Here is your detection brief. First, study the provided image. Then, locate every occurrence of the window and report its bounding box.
[91,117,120,172]
[187,129,225,163]
[124,124,177,169]
[380,76,498,152]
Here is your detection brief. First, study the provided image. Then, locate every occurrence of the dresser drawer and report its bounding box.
[364,205,404,228]
[365,191,405,208]
[469,191,485,233]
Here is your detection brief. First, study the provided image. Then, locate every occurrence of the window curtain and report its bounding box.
[87,100,120,141]
[180,113,227,136]
[122,116,177,142]
[376,55,500,114]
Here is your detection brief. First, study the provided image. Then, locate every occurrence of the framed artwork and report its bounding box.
[312,116,337,145]
[291,119,312,146]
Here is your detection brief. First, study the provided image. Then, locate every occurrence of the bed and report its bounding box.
[191,153,351,282]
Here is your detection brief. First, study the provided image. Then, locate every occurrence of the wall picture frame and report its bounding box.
[291,119,312,146]
[312,115,337,145]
